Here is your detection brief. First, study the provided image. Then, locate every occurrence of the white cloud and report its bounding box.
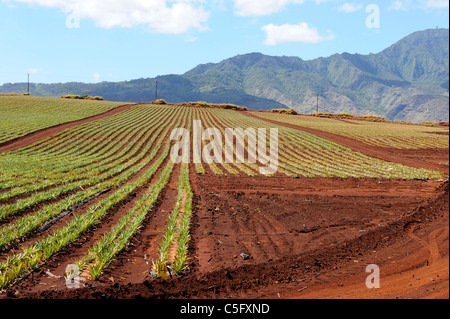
[233,0,305,16]
[28,68,41,74]
[387,0,414,10]
[5,0,210,34]
[388,1,407,10]
[93,72,101,82]
[338,3,363,12]
[184,35,198,42]
[262,22,335,46]
[424,0,449,8]
[388,0,449,10]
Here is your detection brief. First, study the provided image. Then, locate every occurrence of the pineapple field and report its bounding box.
[0,97,448,299]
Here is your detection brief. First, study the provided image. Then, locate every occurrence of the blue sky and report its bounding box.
[0,0,448,84]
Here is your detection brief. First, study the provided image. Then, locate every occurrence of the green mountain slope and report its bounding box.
[1,28,448,122]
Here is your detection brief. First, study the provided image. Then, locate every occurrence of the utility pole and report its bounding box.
[155,80,158,101]
[316,93,319,113]
[27,73,30,94]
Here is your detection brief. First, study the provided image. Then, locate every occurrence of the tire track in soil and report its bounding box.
[277,224,449,299]
[263,182,449,299]
[190,175,443,276]
[227,197,296,266]
[408,224,448,266]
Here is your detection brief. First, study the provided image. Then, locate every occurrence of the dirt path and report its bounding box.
[0,103,137,153]
[243,111,449,174]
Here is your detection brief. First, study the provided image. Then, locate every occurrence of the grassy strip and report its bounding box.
[155,110,194,274]
[199,108,241,175]
[156,168,185,267]
[253,111,449,149]
[72,107,190,280]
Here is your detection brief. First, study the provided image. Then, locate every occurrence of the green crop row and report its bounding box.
[0,107,162,193]
[0,96,124,144]
[73,158,175,281]
[252,111,449,149]
[0,108,176,219]
[0,107,188,289]
[0,107,183,248]
[0,107,171,203]
[203,108,444,179]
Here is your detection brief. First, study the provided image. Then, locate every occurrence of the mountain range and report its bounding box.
[1,28,448,123]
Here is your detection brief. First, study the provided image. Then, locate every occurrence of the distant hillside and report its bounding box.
[1,28,448,122]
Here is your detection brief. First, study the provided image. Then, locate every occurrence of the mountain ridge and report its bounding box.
[1,28,448,123]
